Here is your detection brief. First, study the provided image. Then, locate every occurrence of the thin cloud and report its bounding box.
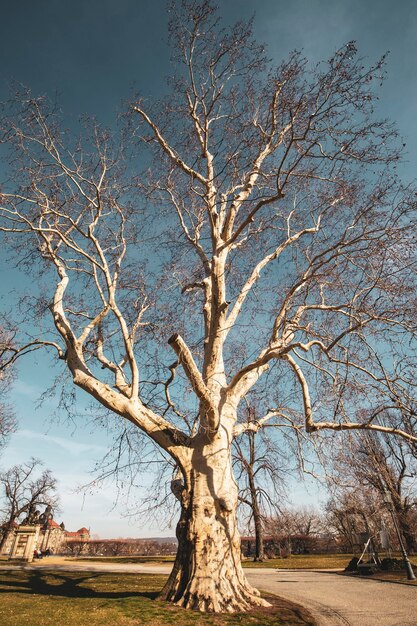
[16,429,107,456]
[12,380,41,397]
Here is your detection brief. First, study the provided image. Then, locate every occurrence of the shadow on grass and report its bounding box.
[0,570,160,600]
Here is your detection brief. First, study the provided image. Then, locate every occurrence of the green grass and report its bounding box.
[0,569,315,626]
[69,553,352,570]
[68,554,352,569]
[242,553,353,569]
[0,553,353,570]
[73,555,175,564]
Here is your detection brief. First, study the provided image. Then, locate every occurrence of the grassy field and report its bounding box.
[73,555,175,564]
[71,553,353,570]
[243,554,353,569]
[0,569,315,626]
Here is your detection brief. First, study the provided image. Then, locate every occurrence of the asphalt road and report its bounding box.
[245,568,417,626]
[5,559,417,626]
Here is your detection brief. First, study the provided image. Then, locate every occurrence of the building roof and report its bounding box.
[64,527,90,539]
[45,519,60,529]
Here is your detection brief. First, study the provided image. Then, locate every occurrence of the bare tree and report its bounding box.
[0,0,416,612]
[0,325,17,451]
[265,506,323,555]
[0,459,59,551]
[233,406,288,560]
[63,539,89,557]
[325,489,383,553]
[329,427,417,553]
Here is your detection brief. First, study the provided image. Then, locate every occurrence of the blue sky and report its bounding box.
[1,0,417,537]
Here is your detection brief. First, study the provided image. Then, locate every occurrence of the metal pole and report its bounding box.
[389,508,416,580]
[383,488,415,581]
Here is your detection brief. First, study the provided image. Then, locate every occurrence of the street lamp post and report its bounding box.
[382,487,416,581]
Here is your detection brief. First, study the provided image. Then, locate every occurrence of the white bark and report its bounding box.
[161,419,270,612]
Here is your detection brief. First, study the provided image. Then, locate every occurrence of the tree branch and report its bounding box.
[168,333,219,437]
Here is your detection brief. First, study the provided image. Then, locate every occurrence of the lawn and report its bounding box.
[242,554,354,569]
[0,569,315,626]
[73,555,175,564]
[71,553,353,570]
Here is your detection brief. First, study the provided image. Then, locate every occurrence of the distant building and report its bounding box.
[64,526,91,553]
[0,514,90,557]
[65,526,90,542]
[38,519,65,553]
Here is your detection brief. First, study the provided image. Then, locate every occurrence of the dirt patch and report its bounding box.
[341,570,417,586]
[253,593,317,625]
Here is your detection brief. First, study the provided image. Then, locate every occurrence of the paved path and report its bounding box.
[4,559,417,626]
[245,568,417,626]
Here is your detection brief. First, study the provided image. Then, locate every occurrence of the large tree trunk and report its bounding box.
[0,531,8,553]
[0,520,14,553]
[247,469,265,561]
[247,426,265,561]
[160,433,270,612]
[253,507,265,562]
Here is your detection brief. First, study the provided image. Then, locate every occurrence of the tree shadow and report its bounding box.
[0,569,159,600]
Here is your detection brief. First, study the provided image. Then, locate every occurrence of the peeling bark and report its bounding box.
[160,430,270,612]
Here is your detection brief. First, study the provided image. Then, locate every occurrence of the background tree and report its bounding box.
[325,490,383,553]
[0,0,416,613]
[0,459,59,551]
[328,426,417,553]
[265,506,323,556]
[233,405,289,561]
[0,325,17,452]
[63,539,89,557]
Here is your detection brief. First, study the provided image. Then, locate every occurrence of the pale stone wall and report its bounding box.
[9,526,39,562]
